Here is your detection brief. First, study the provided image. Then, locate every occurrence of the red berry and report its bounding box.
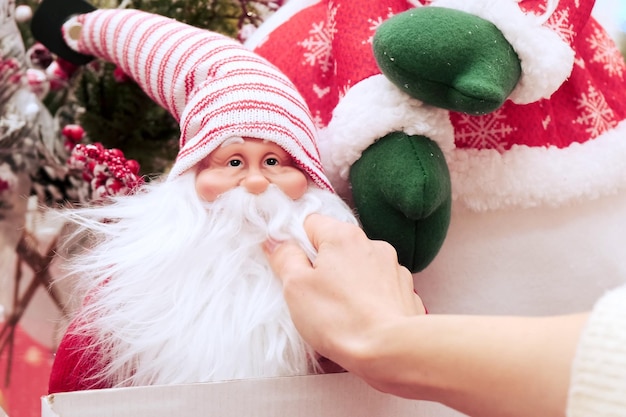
[108,148,124,158]
[62,124,85,143]
[126,159,140,175]
[113,66,130,83]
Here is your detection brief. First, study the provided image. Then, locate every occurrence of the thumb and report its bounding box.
[264,239,313,283]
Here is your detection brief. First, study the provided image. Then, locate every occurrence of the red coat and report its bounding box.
[48,321,108,393]
[250,0,626,211]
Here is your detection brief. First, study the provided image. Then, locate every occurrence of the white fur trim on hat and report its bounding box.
[449,119,626,211]
[431,0,575,104]
[62,9,332,191]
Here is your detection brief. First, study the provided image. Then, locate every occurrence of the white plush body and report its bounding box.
[417,191,626,315]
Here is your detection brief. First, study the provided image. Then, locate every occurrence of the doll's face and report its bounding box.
[195,137,309,202]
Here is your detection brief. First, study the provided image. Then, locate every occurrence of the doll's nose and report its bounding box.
[241,172,270,195]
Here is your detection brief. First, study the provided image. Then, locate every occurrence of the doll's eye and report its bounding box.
[228,159,242,167]
[265,157,279,166]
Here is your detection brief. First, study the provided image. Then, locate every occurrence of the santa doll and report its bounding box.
[31,2,358,392]
[246,0,626,315]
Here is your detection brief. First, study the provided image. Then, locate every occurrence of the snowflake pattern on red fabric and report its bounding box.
[297,3,337,74]
[254,0,626,152]
[255,0,414,126]
[547,8,576,43]
[574,82,618,137]
[454,111,516,152]
[588,26,625,79]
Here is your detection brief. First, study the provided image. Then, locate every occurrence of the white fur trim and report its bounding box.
[431,0,574,104]
[449,120,626,211]
[61,16,82,51]
[321,75,626,210]
[319,75,454,197]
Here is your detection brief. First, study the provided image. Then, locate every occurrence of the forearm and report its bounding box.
[346,314,588,417]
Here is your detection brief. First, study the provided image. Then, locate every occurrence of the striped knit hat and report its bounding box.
[61,9,332,191]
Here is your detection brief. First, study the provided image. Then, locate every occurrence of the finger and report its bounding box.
[397,264,416,294]
[266,239,312,284]
[304,213,366,251]
[302,213,335,250]
[415,293,428,314]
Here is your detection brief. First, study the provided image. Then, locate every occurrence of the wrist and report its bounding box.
[341,316,432,398]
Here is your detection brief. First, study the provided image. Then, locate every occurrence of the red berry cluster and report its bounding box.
[68,142,143,200]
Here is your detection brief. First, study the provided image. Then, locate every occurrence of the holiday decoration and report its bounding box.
[17,0,286,177]
[1,2,67,416]
[28,0,357,394]
[35,2,330,188]
[2,0,287,415]
[68,143,143,200]
[247,0,626,314]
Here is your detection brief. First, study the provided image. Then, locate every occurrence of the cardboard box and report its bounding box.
[41,372,466,417]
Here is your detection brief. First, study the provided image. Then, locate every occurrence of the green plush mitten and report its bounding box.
[350,132,451,273]
[373,7,521,115]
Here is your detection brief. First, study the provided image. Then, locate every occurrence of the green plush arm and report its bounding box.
[350,132,451,273]
[373,7,522,115]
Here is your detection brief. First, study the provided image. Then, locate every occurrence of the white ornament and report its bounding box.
[14,5,33,23]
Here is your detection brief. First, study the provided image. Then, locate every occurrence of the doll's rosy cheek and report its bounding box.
[195,169,237,202]
[274,168,309,200]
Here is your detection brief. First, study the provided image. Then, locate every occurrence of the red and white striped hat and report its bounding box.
[61,8,332,191]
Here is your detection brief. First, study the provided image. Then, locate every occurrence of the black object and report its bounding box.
[30,0,96,65]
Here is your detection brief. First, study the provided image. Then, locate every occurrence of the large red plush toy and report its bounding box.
[247,0,626,315]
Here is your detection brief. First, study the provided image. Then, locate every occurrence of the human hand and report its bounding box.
[266,214,425,372]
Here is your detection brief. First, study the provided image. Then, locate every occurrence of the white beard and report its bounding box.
[58,172,358,387]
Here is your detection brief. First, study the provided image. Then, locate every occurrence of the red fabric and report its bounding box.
[48,320,108,394]
[253,0,626,151]
[254,0,415,127]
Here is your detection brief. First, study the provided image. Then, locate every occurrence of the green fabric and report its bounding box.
[373,7,521,115]
[350,132,451,273]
